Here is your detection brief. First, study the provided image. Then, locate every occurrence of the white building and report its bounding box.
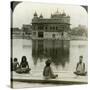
[32,10,70,40]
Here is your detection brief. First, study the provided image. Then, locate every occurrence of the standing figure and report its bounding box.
[43,59,58,79]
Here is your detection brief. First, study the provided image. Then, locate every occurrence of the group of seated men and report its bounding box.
[11,55,87,79]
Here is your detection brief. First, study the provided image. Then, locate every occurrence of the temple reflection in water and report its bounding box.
[32,40,70,68]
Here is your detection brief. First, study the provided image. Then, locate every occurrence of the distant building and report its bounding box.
[32,10,70,40]
[11,27,22,39]
[70,25,88,40]
[22,24,32,39]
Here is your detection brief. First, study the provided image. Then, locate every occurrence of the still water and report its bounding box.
[12,39,88,73]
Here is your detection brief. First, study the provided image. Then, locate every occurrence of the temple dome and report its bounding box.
[51,10,67,18]
[55,9,60,15]
[34,11,38,16]
[39,14,43,18]
[61,11,66,16]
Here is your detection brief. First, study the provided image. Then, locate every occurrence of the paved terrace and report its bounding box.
[11,71,88,85]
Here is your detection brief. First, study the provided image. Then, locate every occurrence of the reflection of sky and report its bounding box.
[13,2,88,28]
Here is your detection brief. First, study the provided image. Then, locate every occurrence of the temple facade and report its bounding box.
[32,10,70,40]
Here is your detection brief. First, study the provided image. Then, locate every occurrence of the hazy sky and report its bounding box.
[13,2,88,29]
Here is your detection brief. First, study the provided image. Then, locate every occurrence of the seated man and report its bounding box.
[43,59,58,79]
[16,56,31,74]
[74,56,87,76]
[13,58,19,71]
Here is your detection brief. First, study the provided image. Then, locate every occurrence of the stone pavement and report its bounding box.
[11,71,88,84]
